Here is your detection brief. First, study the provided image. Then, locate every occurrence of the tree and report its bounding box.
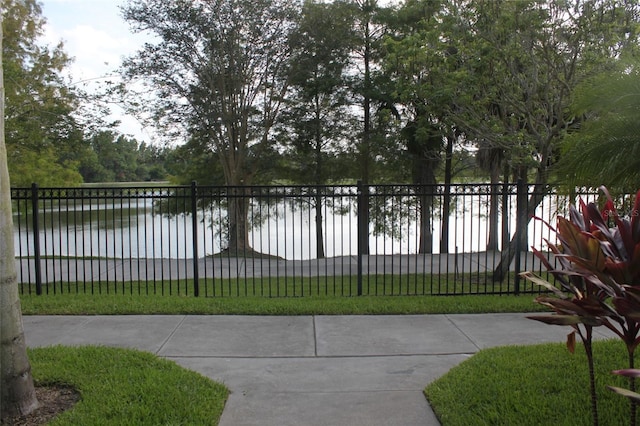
[381,0,458,254]
[348,0,401,185]
[2,0,85,186]
[78,131,168,183]
[0,9,39,419]
[278,0,356,258]
[120,0,299,253]
[475,142,507,251]
[401,119,443,253]
[164,138,226,185]
[434,0,640,281]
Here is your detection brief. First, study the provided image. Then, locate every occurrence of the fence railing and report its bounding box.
[10,182,615,297]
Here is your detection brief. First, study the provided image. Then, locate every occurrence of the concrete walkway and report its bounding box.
[23,314,614,426]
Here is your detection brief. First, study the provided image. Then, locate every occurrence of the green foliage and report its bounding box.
[2,0,86,186]
[387,0,640,188]
[277,0,357,185]
[29,346,228,425]
[79,130,168,183]
[9,148,83,186]
[120,0,299,187]
[561,58,640,191]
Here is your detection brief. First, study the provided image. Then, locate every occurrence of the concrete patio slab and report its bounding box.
[217,390,439,426]
[314,314,479,356]
[446,313,616,349]
[157,315,316,357]
[171,354,470,394]
[24,315,183,353]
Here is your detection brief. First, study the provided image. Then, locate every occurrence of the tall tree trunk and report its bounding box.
[0,21,39,419]
[418,186,434,254]
[361,1,372,186]
[440,137,454,254]
[314,120,325,259]
[486,166,501,251]
[501,167,510,250]
[417,167,436,254]
[359,7,373,255]
[227,187,251,253]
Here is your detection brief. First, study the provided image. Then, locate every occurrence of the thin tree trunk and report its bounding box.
[0,21,39,418]
[361,4,372,187]
[419,185,434,254]
[584,328,599,426]
[360,9,372,255]
[227,187,251,253]
[628,349,636,426]
[486,167,500,251]
[313,108,325,259]
[492,182,548,282]
[501,168,510,251]
[440,137,453,254]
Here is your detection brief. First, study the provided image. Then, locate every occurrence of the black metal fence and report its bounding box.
[10,182,616,297]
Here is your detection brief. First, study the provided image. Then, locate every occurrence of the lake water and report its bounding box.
[13,191,566,260]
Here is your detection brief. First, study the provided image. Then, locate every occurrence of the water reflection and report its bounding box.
[12,188,571,260]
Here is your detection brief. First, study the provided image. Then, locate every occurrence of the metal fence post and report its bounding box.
[514,178,526,295]
[30,183,42,295]
[191,181,199,297]
[356,181,368,296]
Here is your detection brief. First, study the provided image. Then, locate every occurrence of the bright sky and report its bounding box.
[40,0,154,144]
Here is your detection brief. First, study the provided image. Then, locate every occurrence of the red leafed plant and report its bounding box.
[522,187,640,426]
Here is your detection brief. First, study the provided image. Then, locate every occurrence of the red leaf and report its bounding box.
[527,314,602,326]
[632,190,640,243]
[535,297,589,315]
[612,369,640,378]
[612,297,640,320]
[557,217,591,259]
[571,202,588,231]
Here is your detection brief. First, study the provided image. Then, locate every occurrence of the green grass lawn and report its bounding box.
[28,346,228,425]
[19,273,549,315]
[425,339,636,426]
[19,291,547,315]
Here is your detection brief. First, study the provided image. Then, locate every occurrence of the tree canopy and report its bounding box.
[120,0,299,187]
[1,0,86,186]
[3,0,640,193]
[276,0,357,185]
